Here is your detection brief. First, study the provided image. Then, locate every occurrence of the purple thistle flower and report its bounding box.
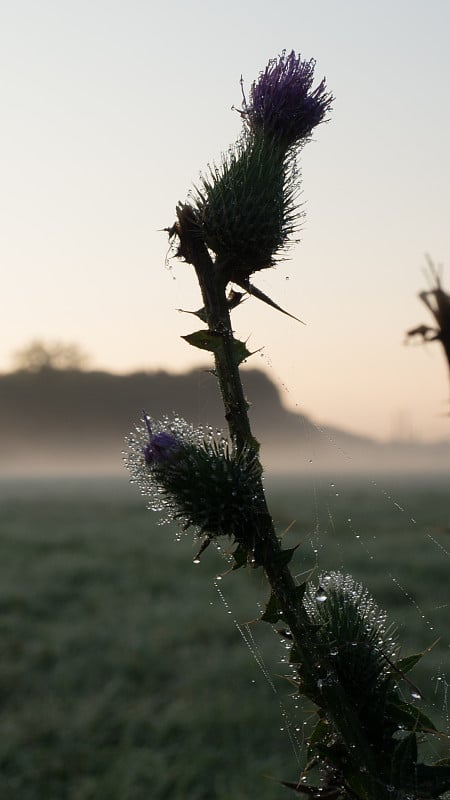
[242,50,333,148]
[142,413,180,466]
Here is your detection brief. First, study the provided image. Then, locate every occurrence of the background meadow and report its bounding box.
[1,474,448,800]
[2,2,450,797]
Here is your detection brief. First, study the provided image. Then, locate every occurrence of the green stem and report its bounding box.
[175,203,391,799]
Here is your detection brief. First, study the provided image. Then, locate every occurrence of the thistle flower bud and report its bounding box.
[304,573,399,703]
[125,415,263,544]
[190,51,332,280]
[193,134,298,278]
[241,50,333,149]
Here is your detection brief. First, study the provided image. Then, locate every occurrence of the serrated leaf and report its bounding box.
[272,545,299,568]
[386,695,437,732]
[182,329,254,365]
[395,652,424,675]
[241,279,304,323]
[231,543,248,571]
[394,640,440,677]
[261,591,282,623]
[229,337,254,365]
[182,329,222,352]
[307,718,331,760]
[177,306,208,322]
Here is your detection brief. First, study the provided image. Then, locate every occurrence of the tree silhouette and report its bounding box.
[12,340,89,373]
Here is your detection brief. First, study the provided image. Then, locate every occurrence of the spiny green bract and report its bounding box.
[153,439,263,540]
[125,415,263,543]
[191,133,300,281]
[304,573,399,703]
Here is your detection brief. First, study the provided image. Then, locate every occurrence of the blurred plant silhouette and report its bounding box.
[407,257,450,391]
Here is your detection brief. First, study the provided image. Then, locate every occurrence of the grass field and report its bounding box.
[0,473,449,799]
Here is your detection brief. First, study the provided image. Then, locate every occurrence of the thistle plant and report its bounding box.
[126,51,450,799]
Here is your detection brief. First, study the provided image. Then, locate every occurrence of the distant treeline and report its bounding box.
[1,367,449,476]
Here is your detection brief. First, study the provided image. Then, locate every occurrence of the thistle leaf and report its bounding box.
[261,591,282,623]
[177,306,208,322]
[386,695,437,733]
[236,278,304,322]
[307,717,331,760]
[182,329,254,365]
[272,544,299,567]
[394,652,424,675]
[182,329,222,352]
[394,640,439,676]
[232,543,248,571]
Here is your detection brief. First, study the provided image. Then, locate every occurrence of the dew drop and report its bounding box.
[315,587,328,603]
[410,689,422,700]
[193,558,201,565]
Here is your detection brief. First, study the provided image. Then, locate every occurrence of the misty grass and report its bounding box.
[0,478,448,799]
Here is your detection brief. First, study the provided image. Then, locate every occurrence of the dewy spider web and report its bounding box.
[161,254,450,786]
[213,577,305,766]
[189,357,450,780]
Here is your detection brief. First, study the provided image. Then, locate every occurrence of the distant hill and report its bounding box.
[1,367,449,476]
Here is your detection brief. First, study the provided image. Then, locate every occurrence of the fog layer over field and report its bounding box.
[1,367,449,477]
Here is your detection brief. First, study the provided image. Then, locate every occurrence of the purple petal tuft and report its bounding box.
[142,421,180,466]
[242,50,333,147]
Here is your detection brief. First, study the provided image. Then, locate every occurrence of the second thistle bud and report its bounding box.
[126,415,263,545]
[304,572,399,704]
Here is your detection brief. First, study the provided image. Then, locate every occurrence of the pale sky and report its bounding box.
[2,0,450,443]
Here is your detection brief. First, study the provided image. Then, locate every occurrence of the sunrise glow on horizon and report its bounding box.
[2,0,450,443]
